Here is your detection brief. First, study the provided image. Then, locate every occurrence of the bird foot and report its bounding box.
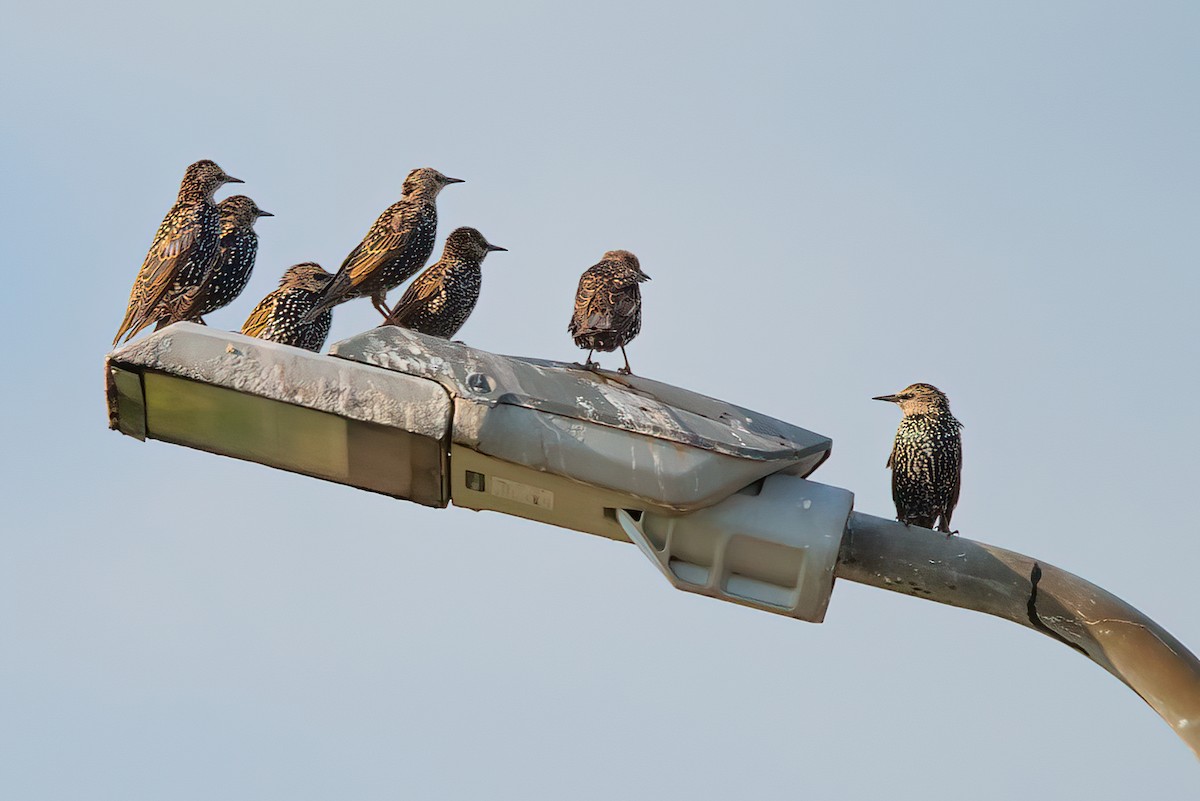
[617,367,633,375]
[584,360,601,371]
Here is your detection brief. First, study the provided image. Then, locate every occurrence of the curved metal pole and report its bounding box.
[836,511,1200,756]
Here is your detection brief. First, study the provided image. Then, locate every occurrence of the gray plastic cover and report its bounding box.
[331,327,833,511]
[618,473,852,622]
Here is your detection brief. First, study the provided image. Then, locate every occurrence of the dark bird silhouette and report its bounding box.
[167,195,273,325]
[382,227,506,338]
[568,249,650,374]
[304,168,463,322]
[873,383,963,534]
[241,263,335,352]
[113,160,242,346]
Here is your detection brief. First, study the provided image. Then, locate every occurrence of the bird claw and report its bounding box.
[617,367,632,375]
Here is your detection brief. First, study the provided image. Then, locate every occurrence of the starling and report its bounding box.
[568,249,650,374]
[241,262,335,352]
[168,195,273,324]
[113,160,242,346]
[304,167,463,322]
[873,383,963,534]
[382,227,506,338]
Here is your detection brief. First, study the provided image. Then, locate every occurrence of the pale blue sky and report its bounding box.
[2,2,1198,798]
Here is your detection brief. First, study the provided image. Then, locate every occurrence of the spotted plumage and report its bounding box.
[873,383,963,534]
[568,249,650,374]
[241,263,334,352]
[304,168,463,322]
[382,227,506,338]
[113,160,242,346]
[168,195,273,323]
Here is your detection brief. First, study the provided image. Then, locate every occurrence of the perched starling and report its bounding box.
[168,195,273,324]
[241,263,335,352]
[873,383,963,534]
[113,160,242,346]
[568,249,650,374]
[382,227,506,338]
[304,168,463,322]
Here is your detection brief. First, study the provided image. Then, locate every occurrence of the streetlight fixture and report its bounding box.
[106,323,1200,756]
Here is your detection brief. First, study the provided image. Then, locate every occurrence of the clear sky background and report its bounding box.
[2,1,1198,798]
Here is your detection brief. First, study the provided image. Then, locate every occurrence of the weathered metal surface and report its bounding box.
[837,512,1200,757]
[107,323,451,439]
[330,326,831,467]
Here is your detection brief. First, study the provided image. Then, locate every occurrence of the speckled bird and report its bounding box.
[304,168,463,322]
[382,227,506,338]
[113,160,242,346]
[241,263,335,352]
[873,383,963,534]
[168,195,273,324]
[568,249,650,374]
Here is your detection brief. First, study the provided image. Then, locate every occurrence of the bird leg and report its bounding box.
[582,350,600,371]
[617,346,633,375]
[372,292,394,319]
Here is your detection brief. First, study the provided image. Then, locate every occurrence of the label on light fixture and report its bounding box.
[490,477,555,510]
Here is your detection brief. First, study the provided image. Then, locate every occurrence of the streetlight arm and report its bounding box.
[836,511,1200,756]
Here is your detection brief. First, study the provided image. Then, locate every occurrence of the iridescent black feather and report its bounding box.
[568,250,650,374]
[241,263,334,352]
[170,195,272,322]
[383,227,505,339]
[874,383,963,533]
[113,160,241,345]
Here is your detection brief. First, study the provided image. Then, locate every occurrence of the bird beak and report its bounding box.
[486,244,508,252]
[442,176,465,184]
[642,273,652,281]
[872,394,900,403]
[257,209,274,217]
[223,174,244,184]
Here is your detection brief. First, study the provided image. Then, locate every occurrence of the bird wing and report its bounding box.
[943,429,963,513]
[574,279,639,336]
[310,202,420,319]
[240,290,278,338]
[385,264,443,327]
[568,269,602,334]
[113,211,201,345]
[569,267,627,335]
[171,249,226,321]
[343,202,420,289]
[609,281,638,318]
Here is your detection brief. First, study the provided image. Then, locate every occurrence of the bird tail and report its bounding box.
[112,305,147,347]
[301,295,333,324]
[112,320,130,348]
[299,277,337,323]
